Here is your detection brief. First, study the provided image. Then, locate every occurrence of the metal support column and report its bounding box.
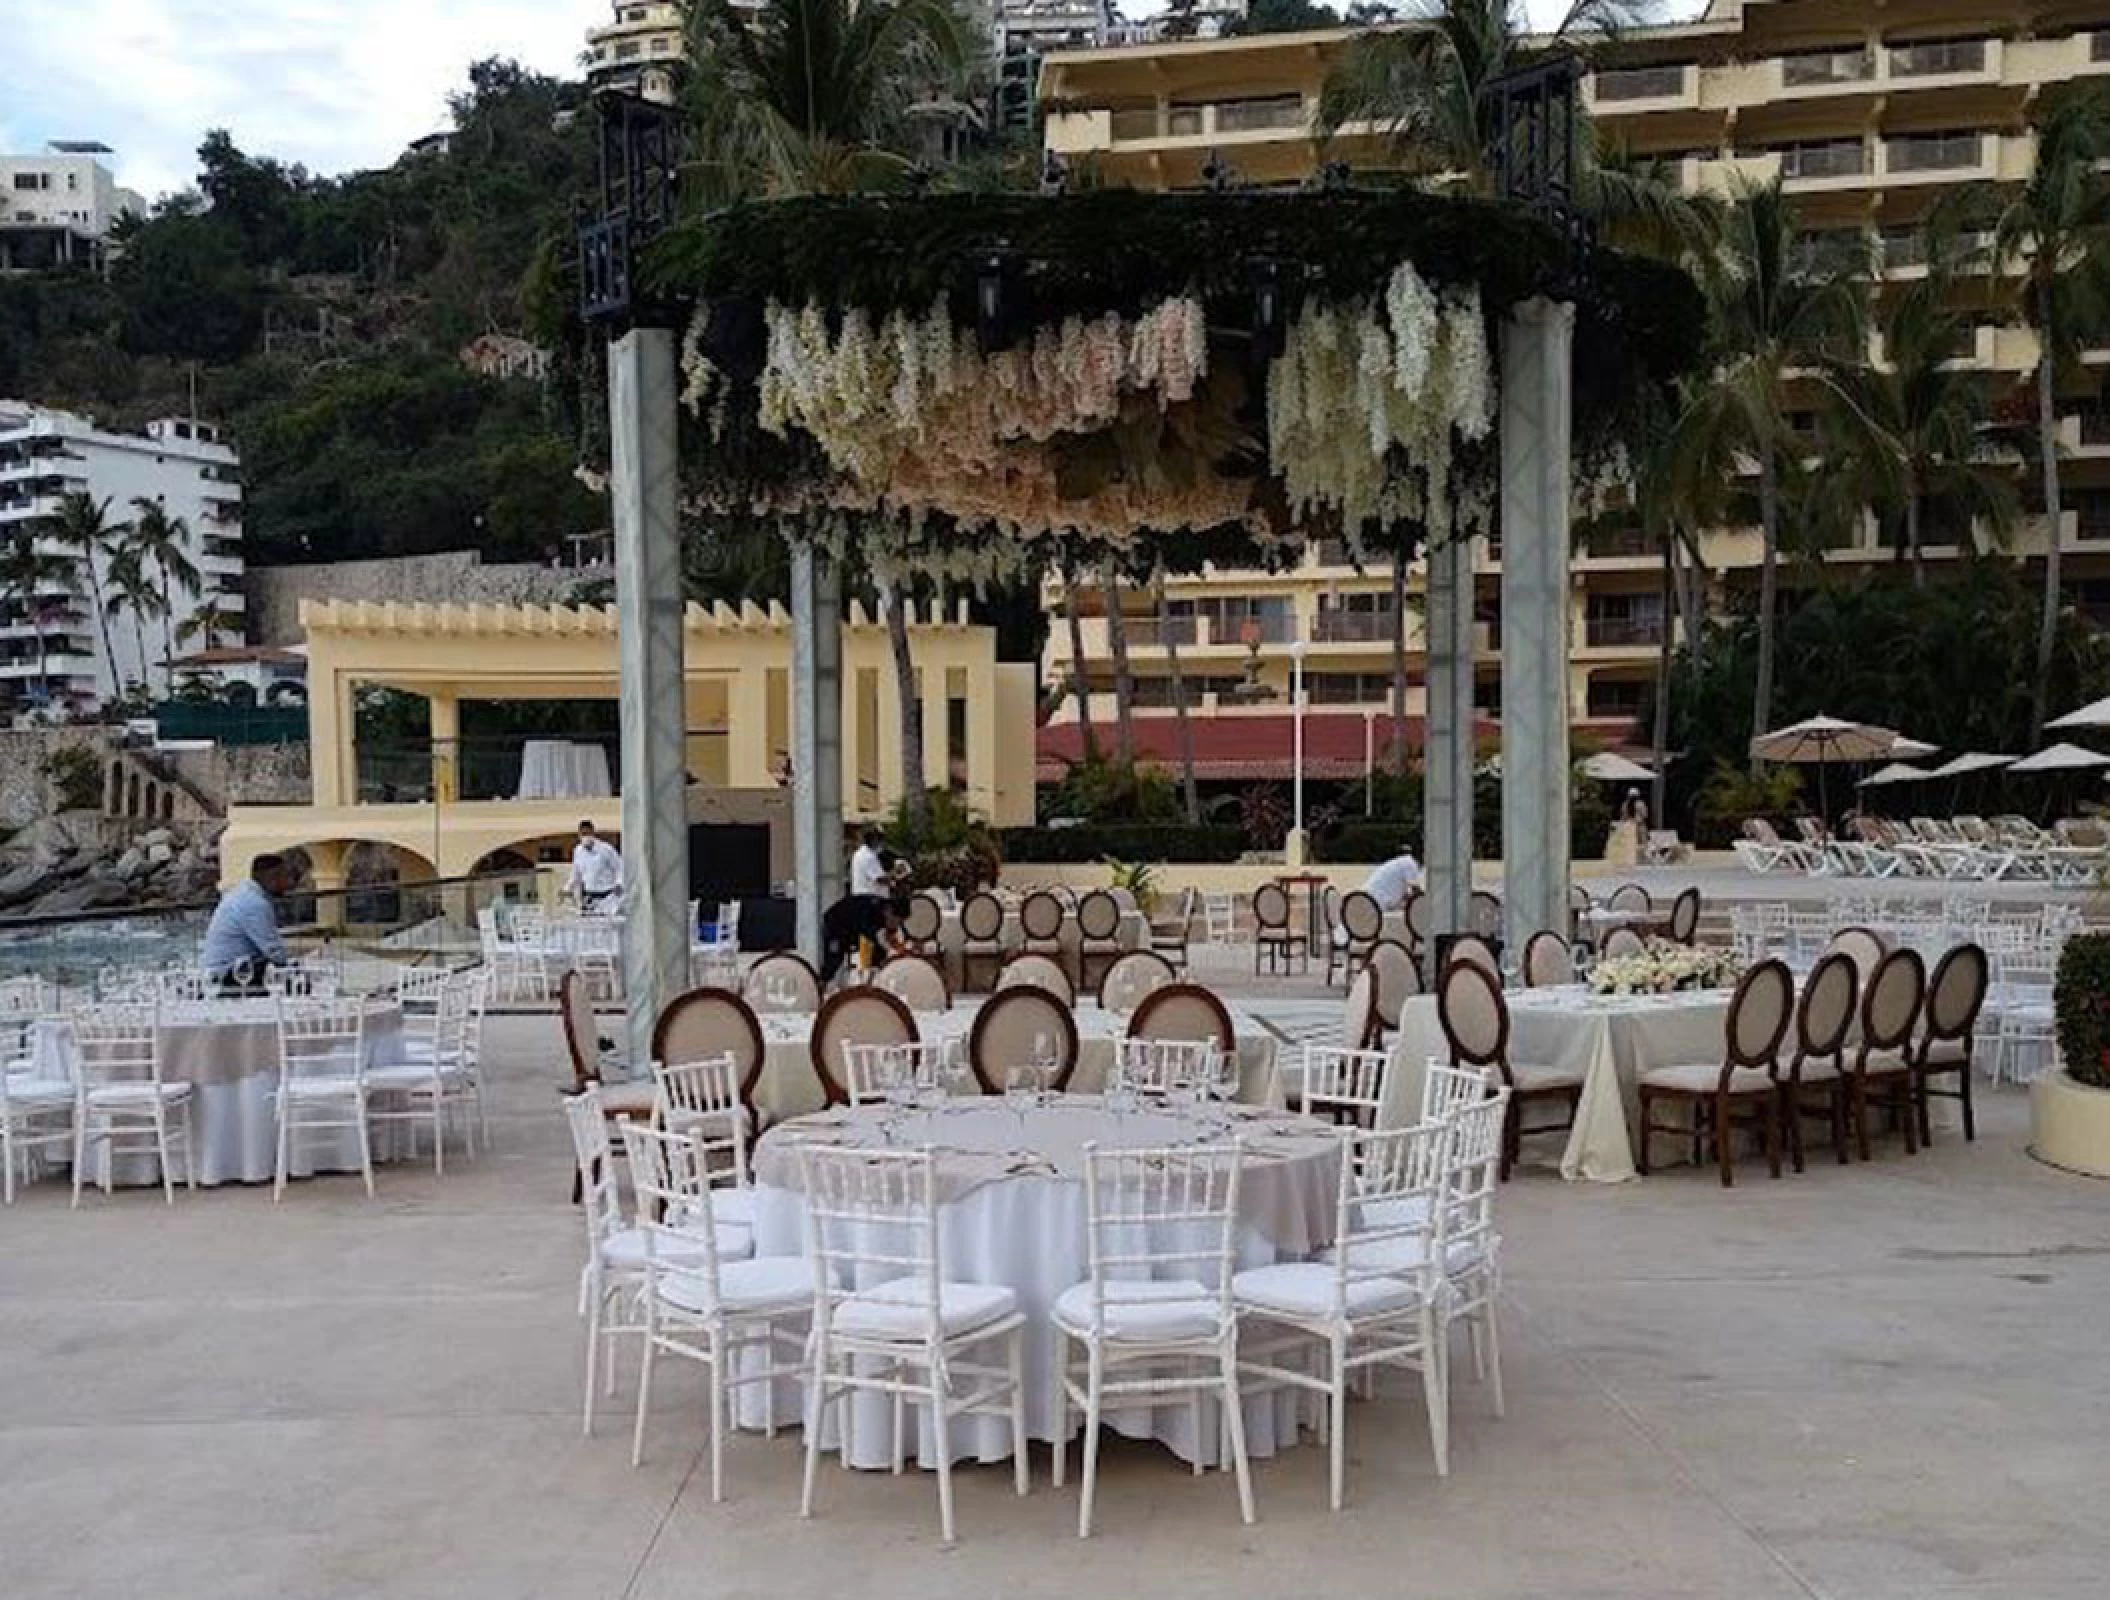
[1423,527,1477,962]
[610,327,689,1068]
[791,542,844,969]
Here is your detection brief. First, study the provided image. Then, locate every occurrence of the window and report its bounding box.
[1166,105,1203,137]
[1886,131,1982,173]
[1167,595,1292,643]
[1309,672,1397,706]
[615,40,640,59]
[1594,64,1688,101]
[1584,593,1665,648]
[1586,677,1650,718]
[2076,492,2110,542]
[1889,38,1987,78]
[11,172,49,191]
[1215,96,1305,133]
[1780,48,1873,87]
[1774,139,1866,179]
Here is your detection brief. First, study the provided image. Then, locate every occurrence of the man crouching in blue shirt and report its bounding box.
[203,853,295,992]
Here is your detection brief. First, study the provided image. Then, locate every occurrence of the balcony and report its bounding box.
[1102,95,1311,148]
[1885,131,1984,176]
[1582,525,1658,562]
[1780,48,1874,89]
[1584,617,1665,651]
[1312,609,1404,644]
[1768,35,1998,99]
[1889,39,1987,80]
[1588,63,1694,108]
[1123,614,1196,648]
[1778,139,1868,181]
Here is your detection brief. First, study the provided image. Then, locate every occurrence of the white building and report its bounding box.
[0,142,145,271]
[0,405,245,715]
[584,2,693,103]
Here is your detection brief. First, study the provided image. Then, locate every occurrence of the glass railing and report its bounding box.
[1886,133,1983,173]
[1585,617,1667,649]
[1312,610,1402,643]
[0,870,543,993]
[1778,141,1868,179]
[1781,49,1874,87]
[1890,39,1986,78]
[1594,65,1689,101]
[1215,96,1307,133]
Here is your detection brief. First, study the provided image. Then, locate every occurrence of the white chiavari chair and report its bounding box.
[1297,1044,1389,1127]
[365,979,478,1175]
[617,1117,808,1490]
[1236,1118,1452,1508]
[837,1040,952,1106]
[1052,1140,1251,1538]
[272,998,371,1201]
[1,1010,72,1203]
[1107,1036,1226,1099]
[650,1053,756,1222]
[798,1146,1028,1544]
[71,1006,195,1206]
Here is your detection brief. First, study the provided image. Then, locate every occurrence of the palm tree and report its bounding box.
[1102,564,1137,765]
[880,576,930,835]
[0,535,78,709]
[127,498,201,694]
[1154,570,1200,823]
[1061,561,1098,762]
[177,596,244,654]
[1820,251,2017,586]
[682,0,974,205]
[104,543,162,698]
[1983,88,2110,735]
[1665,179,1864,757]
[45,492,126,692]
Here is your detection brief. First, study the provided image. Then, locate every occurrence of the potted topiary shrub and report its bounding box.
[2035,931,2110,1176]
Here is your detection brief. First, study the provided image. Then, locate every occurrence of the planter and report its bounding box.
[2029,1070,2110,1179]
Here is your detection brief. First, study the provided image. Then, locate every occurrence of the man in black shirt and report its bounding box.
[820,890,909,985]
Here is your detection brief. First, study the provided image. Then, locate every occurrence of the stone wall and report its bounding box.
[213,742,313,806]
[244,550,614,645]
[0,728,120,830]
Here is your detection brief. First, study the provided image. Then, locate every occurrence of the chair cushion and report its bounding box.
[1919,1037,1971,1070]
[277,1076,364,1100]
[1638,1063,1777,1096]
[1857,1047,1913,1077]
[1321,1233,1494,1278]
[85,1081,190,1105]
[833,1277,1017,1342]
[1052,1279,1224,1343]
[363,1063,470,1092]
[4,1078,74,1107]
[1355,1194,1431,1231]
[1788,1056,1844,1084]
[601,1221,752,1271]
[703,1185,757,1226]
[1233,1262,1420,1320]
[596,1081,658,1118]
[658,1255,812,1317]
[1510,1060,1588,1092]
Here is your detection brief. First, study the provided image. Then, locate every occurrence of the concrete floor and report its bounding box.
[3,1012,2104,1600]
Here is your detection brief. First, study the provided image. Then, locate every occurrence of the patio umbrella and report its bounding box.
[1925,751,2015,779]
[1889,735,1939,760]
[1750,714,1899,822]
[1858,762,1930,787]
[2008,742,2110,773]
[2047,695,2110,730]
[1580,752,1656,783]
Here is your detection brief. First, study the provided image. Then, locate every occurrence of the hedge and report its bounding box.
[999,825,1248,864]
[2055,932,2110,1089]
[1320,805,1612,864]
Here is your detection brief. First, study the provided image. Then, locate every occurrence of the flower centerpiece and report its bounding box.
[1589,939,1741,997]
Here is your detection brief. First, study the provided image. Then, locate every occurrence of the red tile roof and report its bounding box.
[1037,711,1499,782]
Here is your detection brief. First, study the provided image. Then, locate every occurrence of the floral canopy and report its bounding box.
[654,187,1703,585]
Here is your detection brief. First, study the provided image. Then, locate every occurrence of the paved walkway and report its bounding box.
[2,1014,2103,1599]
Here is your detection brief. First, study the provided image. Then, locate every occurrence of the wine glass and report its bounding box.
[1004,1063,1041,1115]
[1029,1032,1056,1105]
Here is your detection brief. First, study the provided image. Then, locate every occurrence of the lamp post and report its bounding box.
[1289,637,1308,863]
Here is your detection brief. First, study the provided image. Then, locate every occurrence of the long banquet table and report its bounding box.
[1387,985,1732,1183]
[29,999,408,1187]
[737,1093,1341,1468]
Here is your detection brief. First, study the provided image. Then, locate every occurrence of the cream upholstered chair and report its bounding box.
[1667,886,1702,944]
[1847,947,1925,1161]
[874,953,950,1013]
[1403,888,1430,964]
[1443,933,1502,983]
[744,952,821,1015]
[1636,959,1794,1186]
[1468,890,1503,940]
[900,892,944,955]
[1437,961,1584,1180]
[1365,939,1419,1037]
[1778,951,1857,1172]
[1915,943,1988,1145]
[1076,890,1125,991]
[1342,967,1380,1051]
[1328,890,1385,987]
[798,1145,1029,1543]
[1252,883,1304,975]
[809,988,917,1108]
[1824,925,1891,989]
[1019,891,1068,962]
[1235,1118,1453,1509]
[995,950,1076,1007]
[1098,948,1177,1013]
[1599,925,1647,960]
[1607,882,1652,913]
[1522,931,1574,989]
[958,892,1008,991]
[652,987,767,1127]
[967,986,1079,1094]
[1128,982,1237,1057]
[1053,1141,1253,1537]
[618,1117,806,1490]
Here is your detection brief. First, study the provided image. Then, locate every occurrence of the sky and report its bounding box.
[0,1,1708,203]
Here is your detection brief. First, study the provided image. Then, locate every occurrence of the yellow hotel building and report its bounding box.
[1037,0,2110,764]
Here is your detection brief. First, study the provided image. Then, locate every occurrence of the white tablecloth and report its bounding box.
[29,1000,407,1188]
[737,1096,1340,1468]
[1387,985,1731,1183]
[747,999,1282,1124]
[517,740,613,801]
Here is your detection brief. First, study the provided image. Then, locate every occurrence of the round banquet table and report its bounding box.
[746,999,1282,1124]
[736,1094,1342,1469]
[29,999,407,1188]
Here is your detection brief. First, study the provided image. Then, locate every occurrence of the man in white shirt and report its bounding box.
[849,829,892,899]
[1363,848,1423,911]
[567,821,624,914]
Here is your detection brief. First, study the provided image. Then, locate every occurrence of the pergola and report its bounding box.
[577,73,1704,1059]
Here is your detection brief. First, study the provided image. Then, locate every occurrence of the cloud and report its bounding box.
[1,0,606,200]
